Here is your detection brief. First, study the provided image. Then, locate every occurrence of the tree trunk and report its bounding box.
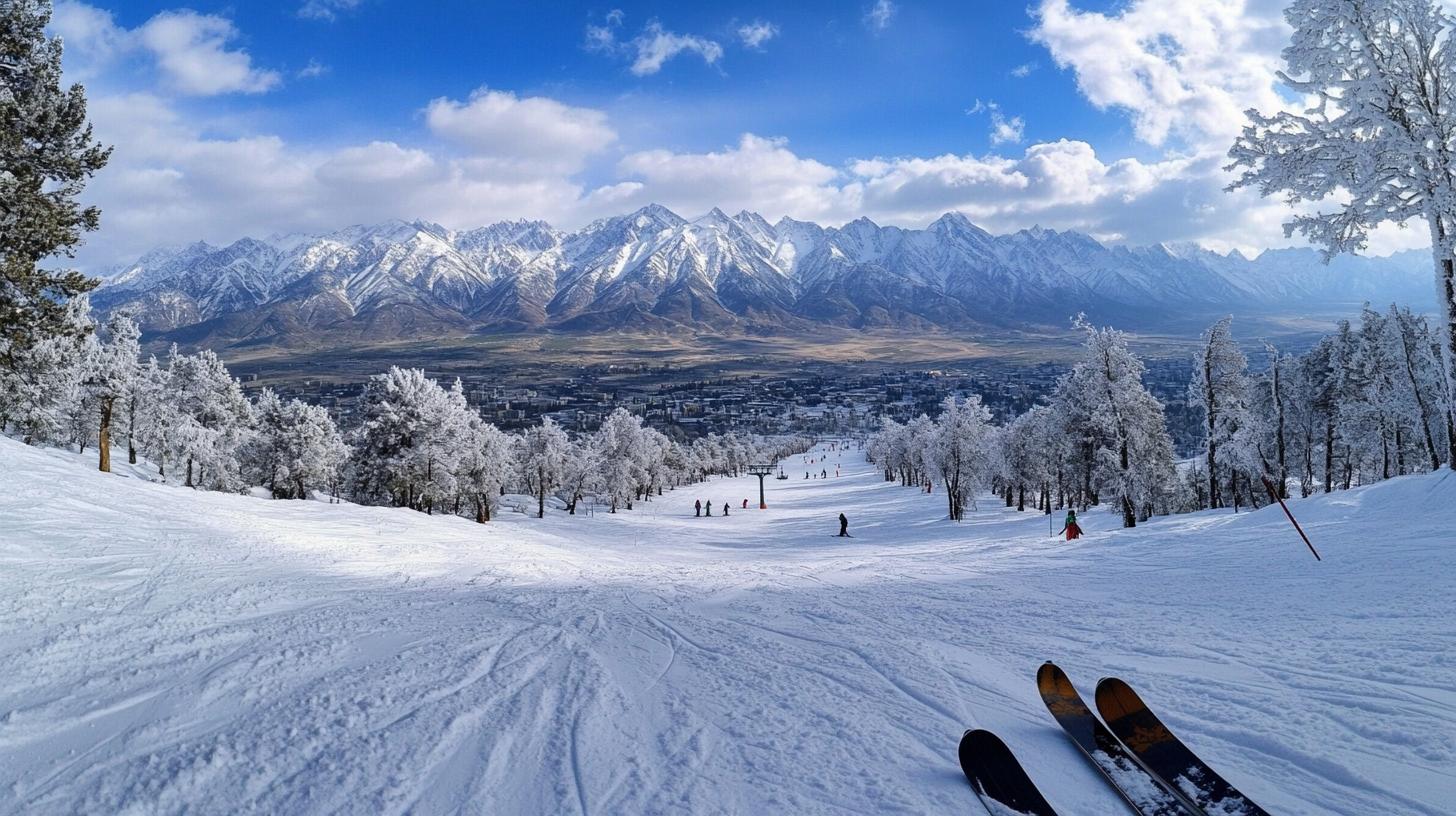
[1323,419,1334,493]
[1272,356,1288,497]
[126,394,137,465]
[1204,351,1220,509]
[1429,223,1456,469]
[97,396,113,473]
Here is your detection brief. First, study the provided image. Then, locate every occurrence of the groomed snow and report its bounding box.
[1,437,1451,815]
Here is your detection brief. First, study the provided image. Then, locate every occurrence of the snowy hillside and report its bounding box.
[90,207,1434,347]
[1,436,1451,814]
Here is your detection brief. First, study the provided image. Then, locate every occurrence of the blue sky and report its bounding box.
[48,0,1428,268]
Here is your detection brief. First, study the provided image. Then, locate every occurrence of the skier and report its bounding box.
[695,499,702,517]
[705,501,713,517]
[838,513,849,537]
[1059,509,1083,541]
[821,469,827,479]
[723,502,730,516]
[742,498,749,509]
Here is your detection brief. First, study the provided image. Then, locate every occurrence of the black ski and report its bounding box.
[957,729,1059,816]
[1035,663,1196,816]
[1095,678,1270,816]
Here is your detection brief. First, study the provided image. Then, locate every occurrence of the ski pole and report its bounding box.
[1261,475,1321,561]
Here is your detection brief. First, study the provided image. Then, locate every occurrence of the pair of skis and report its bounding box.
[958,662,1269,816]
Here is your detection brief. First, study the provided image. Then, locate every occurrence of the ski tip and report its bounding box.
[1094,677,1158,733]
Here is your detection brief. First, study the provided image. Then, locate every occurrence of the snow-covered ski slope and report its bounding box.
[1,436,1452,815]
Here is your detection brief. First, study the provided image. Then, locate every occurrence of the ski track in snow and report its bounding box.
[1,438,1453,815]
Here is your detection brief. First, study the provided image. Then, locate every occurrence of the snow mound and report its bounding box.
[0,436,1452,814]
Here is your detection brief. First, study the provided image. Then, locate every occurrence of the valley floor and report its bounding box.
[0,438,1452,815]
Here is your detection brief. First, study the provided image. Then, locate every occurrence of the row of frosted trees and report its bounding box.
[1187,306,1450,508]
[869,319,1176,527]
[869,307,1453,528]
[0,300,810,522]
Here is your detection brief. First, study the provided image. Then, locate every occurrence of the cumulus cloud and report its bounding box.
[424,88,616,173]
[52,4,280,96]
[865,0,896,32]
[137,11,281,95]
[1029,0,1290,150]
[615,134,847,221]
[73,92,606,268]
[737,20,779,49]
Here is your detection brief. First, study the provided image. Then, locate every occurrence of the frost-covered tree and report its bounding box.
[347,368,474,512]
[519,417,569,518]
[166,348,253,491]
[0,293,88,444]
[930,395,995,520]
[455,416,513,522]
[1387,305,1446,471]
[0,0,111,364]
[79,310,139,472]
[1056,320,1177,527]
[595,407,648,512]
[245,389,348,499]
[1227,0,1456,469]
[1189,317,1250,508]
[557,433,602,515]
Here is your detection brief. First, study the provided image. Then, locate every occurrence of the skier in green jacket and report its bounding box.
[1058,509,1083,541]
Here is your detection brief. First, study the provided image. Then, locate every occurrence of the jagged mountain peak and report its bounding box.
[92,209,1434,347]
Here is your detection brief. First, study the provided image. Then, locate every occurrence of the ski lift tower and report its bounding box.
[748,463,775,509]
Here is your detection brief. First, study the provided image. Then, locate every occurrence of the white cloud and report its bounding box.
[136,10,280,95]
[737,20,779,50]
[865,0,896,32]
[298,0,363,22]
[989,112,1025,146]
[424,88,616,173]
[630,21,724,76]
[1010,62,1037,78]
[1029,0,1290,150]
[585,17,724,76]
[297,59,329,79]
[615,134,847,221]
[51,1,127,73]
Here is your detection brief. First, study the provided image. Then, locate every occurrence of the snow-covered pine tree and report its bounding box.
[245,389,348,499]
[165,348,253,491]
[0,0,111,365]
[0,294,89,445]
[348,367,463,511]
[1228,0,1456,470]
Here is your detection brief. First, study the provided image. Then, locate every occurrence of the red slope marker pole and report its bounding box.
[1262,475,1321,561]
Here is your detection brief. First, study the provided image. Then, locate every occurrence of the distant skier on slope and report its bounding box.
[838,513,849,537]
[705,501,713,517]
[723,502,730,516]
[695,499,702,517]
[1059,509,1083,541]
[742,498,749,509]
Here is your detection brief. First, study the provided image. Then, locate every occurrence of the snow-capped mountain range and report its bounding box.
[94,205,1434,347]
